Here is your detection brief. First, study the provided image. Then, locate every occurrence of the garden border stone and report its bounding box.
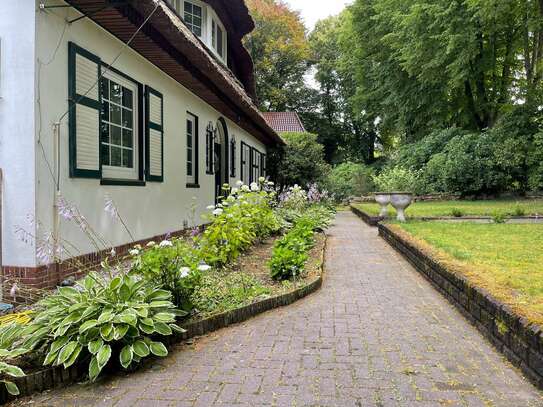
[378,223,543,389]
[351,205,543,227]
[0,236,327,404]
[350,205,384,227]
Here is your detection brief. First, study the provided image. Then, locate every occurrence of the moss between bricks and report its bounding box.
[378,223,543,390]
[0,236,328,405]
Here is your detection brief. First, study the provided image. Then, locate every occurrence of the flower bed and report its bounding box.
[0,181,334,402]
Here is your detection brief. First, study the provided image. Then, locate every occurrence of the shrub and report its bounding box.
[324,162,375,201]
[8,273,184,382]
[275,132,330,188]
[373,167,419,193]
[130,240,203,311]
[198,182,280,267]
[450,208,464,218]
[527,132,543,192]
[393,128,467,171]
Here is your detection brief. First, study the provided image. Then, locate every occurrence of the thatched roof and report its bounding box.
[64,0,283,146]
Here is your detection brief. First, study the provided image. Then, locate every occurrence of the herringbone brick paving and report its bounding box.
[20,212,543,406]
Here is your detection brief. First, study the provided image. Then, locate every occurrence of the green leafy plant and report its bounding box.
[373,167,419,193]
[198,183,280,266]
[450,208,464,218]
[130,240,203,311]
[270,217,317,281]
[492,212,507,224]
[512,206,526,217]
[8,273,185,382]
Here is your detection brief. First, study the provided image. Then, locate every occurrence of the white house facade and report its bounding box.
[0,0,282,290]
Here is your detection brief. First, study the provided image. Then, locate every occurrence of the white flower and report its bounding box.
[250,182,259,191]
[207,205,216,210]
[159,240,173,248]
[146,241,156,247]
[110,248,116,257]
[259,177,265,183]
[267,181,275,186]
[179,267,191,278]
[198,264,211,272]
[231,187,239,195]
[241,185,250,192]
[213,208,224,216]
[129,249,140,256]
[236,180,244,186]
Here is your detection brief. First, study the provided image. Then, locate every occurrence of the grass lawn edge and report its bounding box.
[378,222,543,388]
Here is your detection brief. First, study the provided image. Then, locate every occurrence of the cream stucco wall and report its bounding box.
[0,1,37,267]
[1,0,267,267]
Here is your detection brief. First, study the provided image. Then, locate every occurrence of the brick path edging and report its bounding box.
[350,205,383,227]
[378,223,543,389]
[0,238,326,404]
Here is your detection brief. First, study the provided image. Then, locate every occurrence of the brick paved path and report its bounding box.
[26,212,543,406]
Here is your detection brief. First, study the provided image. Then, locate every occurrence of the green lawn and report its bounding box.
[354,199,543,218]
[392,222,543,325]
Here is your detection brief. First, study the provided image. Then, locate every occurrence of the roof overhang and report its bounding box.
[64,0,284,146]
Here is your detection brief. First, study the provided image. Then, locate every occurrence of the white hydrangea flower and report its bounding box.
[129,249,140,256]
[250,182,259,191]
[259,177,265,183]
[213,208,224,216]
[241,185,250,192]
[231,187,239,194]
[236,180,244,186]
[198,264,211,272]
[206,205,216,210]
[267,181,275,186]
[146,241,156,247]
[159,240,173,248]
[179,267,191,278]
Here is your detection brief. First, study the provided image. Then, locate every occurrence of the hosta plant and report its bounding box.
[9,273,185,382]
[269,217,316,281]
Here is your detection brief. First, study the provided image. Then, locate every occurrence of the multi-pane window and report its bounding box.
[212,18,226,60]
[241,142,250,184]
[184,1,203,37]
[187,113,198,184]
[251,148,261,183]
[100,71,138,180]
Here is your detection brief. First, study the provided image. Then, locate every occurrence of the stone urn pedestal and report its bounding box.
[374,193,391,217]
[390,192,414,222]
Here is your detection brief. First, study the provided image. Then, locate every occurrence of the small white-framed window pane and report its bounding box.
[100,72,138,180]
[184,2,203,38]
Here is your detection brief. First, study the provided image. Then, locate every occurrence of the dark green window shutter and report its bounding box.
[206,122,215,174]
[261,153,267,178]
[145,86,164,182]
[68,42,102,179]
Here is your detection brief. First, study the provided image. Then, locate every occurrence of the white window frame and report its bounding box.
[186,113,197,185]
[101,70,139,181]
[210,11,227,62]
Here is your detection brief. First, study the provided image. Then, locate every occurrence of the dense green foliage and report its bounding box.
[244,0,314,112]
[273,132,330,189]
[324,162,375,201]
[254,0,543,196]
[269,217,316,281]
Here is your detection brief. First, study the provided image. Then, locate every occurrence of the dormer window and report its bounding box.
[184,1,203,38]
[167,0,228,63]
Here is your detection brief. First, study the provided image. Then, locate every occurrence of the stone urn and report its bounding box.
[390,192,414,222]
[374,193,391,217]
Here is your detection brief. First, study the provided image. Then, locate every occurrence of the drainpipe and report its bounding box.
[52,122,61,284]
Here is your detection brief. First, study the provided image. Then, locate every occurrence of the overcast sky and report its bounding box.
[283,0,351,30]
